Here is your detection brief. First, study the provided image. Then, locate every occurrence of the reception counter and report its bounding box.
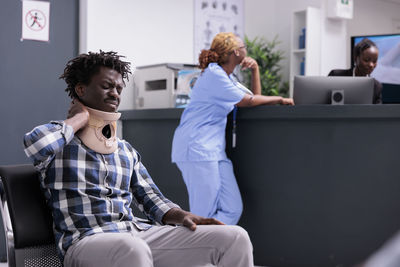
[122,105,400,267]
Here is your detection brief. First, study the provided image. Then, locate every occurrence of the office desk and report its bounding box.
[122,105,400,267]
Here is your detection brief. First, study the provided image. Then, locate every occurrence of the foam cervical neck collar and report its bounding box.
[76,106,121,154]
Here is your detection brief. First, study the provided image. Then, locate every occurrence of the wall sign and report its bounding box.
[194,0,244,61]
[21,0,50,42]
[327,0,354,20]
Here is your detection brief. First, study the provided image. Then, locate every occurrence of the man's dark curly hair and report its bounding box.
[60,51,131,99]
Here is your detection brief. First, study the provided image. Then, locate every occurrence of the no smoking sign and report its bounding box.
[22,1,50,42]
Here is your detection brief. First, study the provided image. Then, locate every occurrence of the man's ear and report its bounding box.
[75,83,86,98]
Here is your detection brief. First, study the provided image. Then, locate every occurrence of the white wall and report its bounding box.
[346,0,400,67]
[319,17,347,75]
[245,0,350,79]
[80,0,195,110]
[244,0,322,81]
[245,0,400,78]
[349,0,400,36]
[319,1,348,76]
[81,0,400,109]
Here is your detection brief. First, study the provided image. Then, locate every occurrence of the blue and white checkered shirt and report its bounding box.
[23,121,179,260]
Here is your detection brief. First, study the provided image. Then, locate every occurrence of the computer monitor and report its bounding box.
[293,76,374,105]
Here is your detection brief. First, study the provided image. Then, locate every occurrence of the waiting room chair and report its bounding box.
[0,164,62,267]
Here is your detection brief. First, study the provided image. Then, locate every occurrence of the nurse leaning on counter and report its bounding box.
[171,32,294,225]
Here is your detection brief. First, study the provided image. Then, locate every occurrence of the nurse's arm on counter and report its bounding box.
[237,94,294,107]
[237,56,294,106]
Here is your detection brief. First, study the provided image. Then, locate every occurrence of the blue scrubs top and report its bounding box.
[171,63,245,162]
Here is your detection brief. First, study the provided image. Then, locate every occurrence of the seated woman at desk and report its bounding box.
[171,32,293,225]
[328,38,382,104]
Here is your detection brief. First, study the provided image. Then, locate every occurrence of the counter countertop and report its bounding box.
[121,105,400,120]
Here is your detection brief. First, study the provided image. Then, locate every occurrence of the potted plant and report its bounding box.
[242,36,289,97]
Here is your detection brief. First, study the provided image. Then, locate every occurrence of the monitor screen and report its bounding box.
[293,76,374,105]
[351,33,400,85]
[351,34,400,103]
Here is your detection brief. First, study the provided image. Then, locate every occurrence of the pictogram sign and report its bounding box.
[21,1,50,42]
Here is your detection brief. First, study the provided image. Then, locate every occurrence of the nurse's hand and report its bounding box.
[281,97,295,105]
[240,57,258,71]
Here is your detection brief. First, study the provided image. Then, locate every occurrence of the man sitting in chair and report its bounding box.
[23,51,253,267]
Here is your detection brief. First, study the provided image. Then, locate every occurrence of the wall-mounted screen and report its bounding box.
[351,34,400,103]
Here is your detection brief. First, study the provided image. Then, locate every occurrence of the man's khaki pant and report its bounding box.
[64,224,254,267]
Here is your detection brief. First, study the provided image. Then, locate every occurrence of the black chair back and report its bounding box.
[0,164,55,249]
[0,164,62,267]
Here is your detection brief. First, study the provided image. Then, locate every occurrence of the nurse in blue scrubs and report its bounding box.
[171,32,294,225]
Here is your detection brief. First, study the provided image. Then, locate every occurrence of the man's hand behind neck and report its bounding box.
[65,99,89,133]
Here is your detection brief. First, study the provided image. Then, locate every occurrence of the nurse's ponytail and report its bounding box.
[198,49,219,70]
[198,32,239,71]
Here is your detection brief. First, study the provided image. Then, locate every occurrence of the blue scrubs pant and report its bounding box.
[176,159,243,225]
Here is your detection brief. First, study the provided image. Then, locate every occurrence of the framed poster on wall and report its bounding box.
[194,0,244,61]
